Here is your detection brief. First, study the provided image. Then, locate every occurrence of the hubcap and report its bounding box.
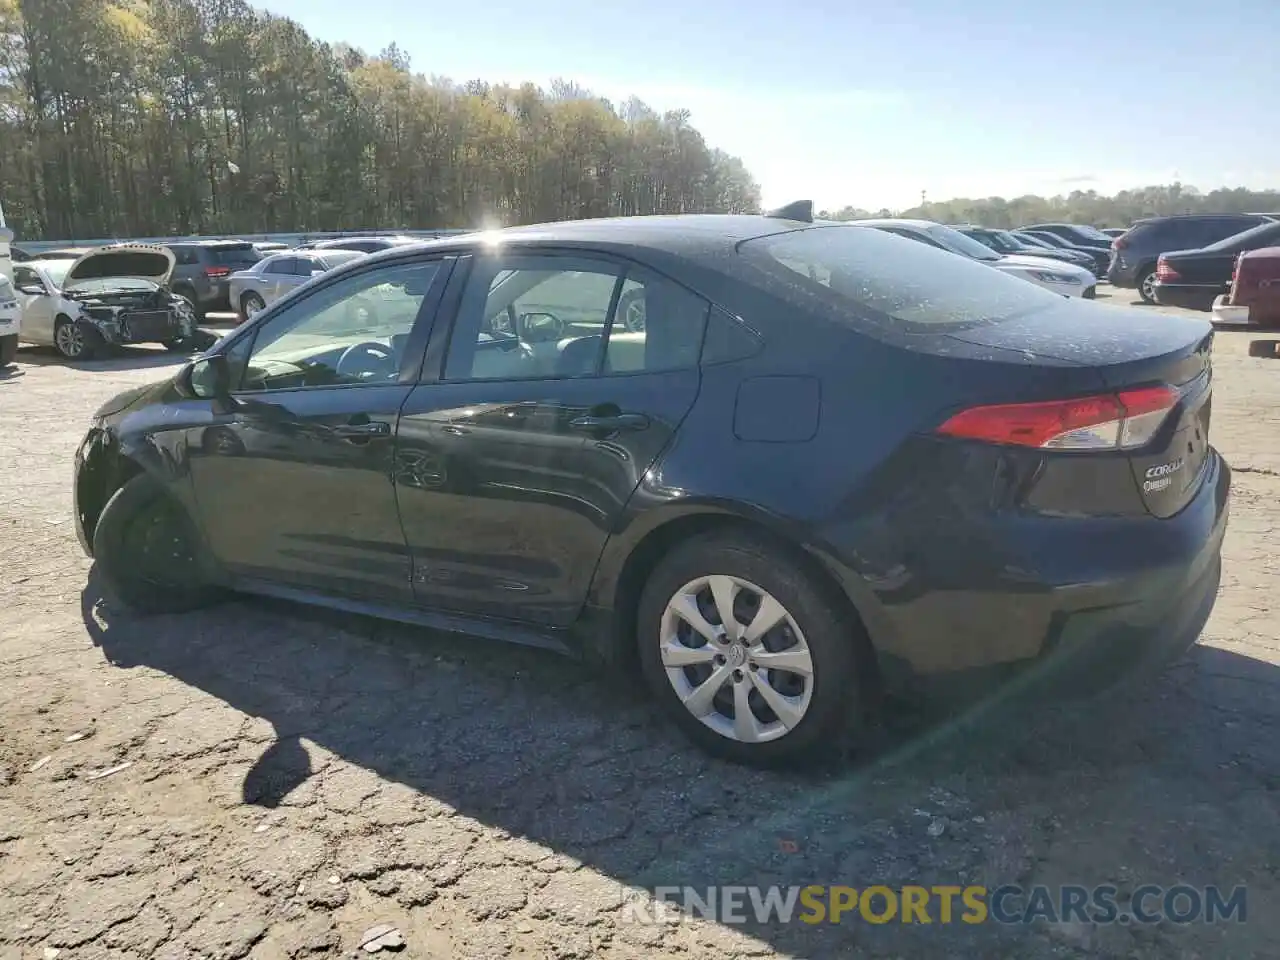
[659,574,814,744]
[1142,273,1157,300]
[246,297,263,317]
[623,297,646,333]
[56,324,84,357]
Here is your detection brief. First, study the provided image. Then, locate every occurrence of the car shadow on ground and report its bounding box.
[79,571,1280,956]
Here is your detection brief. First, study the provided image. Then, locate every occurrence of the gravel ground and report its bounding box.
[1,296,1278,959]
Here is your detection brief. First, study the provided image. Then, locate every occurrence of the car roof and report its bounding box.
[840,218,936,230]
[1131,213,1267,224]
[168,239,256,247]
[346,215,816,262]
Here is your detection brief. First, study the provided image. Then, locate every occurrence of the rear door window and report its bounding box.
[742,225,1061,331]
[210,245,261,267]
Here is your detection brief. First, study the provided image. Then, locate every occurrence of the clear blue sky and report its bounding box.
[260,0,1280,211]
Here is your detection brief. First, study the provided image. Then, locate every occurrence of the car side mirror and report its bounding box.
[177,354,232,400]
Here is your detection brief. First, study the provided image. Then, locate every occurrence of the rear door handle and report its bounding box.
[569,412,650,432]
[332,421,391,440]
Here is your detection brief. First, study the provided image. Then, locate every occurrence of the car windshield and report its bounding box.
[742,224,1060,331]
[995,230,1039,250]
[965,229,1018,253]
[923,225,1001,261]
[1068,224,1113,243]
[42,261,73,287]
[1032,232,1069,247]
[210,245,260,266]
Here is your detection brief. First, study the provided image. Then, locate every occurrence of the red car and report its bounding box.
[1213,247,1280,327]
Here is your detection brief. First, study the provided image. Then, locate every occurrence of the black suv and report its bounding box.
[1109,214,1275,303]
[165,240,262,317]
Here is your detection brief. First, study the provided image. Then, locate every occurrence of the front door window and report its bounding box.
[238,261,441,392]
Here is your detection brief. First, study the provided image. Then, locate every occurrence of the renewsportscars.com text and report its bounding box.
[621,884,1248,926]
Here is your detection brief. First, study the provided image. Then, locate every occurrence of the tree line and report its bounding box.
[820,182,1280,230]
[0,0,763,241]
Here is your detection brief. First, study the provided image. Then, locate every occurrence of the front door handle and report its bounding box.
[569,412,650,432]
[332,420,391,440]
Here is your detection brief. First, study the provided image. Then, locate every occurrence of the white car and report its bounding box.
[0,197,13,283]
[0,274,20,366]
[12,244,202,360]
[848,218,1098,298]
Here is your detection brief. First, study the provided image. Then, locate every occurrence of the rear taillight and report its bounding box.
[1155,258,1180,282]
[204,266,231,278]
[936,385,1179,451]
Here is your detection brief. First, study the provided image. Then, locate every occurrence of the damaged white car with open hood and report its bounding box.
[12,243,205,360]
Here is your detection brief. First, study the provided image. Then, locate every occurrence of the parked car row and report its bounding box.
[847,219,1099,297]
[1105,213,1275,305]
[938,213,1280,327]
[0,233,423,363]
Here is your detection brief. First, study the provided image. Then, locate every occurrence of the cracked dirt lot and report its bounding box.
[1,306,1278,960]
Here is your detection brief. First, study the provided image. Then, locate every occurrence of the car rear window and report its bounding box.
[210,245,261,265]
[741,225,1062,331]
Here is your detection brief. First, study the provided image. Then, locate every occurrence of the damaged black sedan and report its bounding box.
[12,244,204,360]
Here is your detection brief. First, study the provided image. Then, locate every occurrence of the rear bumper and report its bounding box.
[854,450,1230,698]
[1211,294,1252,326]
[1152,282,1224,311]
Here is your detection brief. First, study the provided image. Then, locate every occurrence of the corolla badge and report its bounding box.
[1143,457,1185,493]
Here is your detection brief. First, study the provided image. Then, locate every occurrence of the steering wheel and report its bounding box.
[335,341,396,380]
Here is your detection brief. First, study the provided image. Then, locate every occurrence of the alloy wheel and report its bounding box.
[56,323,85,358]
[659,574,814,743]
[1141,272,1157,302]
[244,294,264,318]
[622,296,646,333]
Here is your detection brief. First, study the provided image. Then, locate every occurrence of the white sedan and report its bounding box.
[12,245,201,359]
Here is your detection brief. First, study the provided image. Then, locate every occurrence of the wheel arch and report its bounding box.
[77,432,185,554]
[76,441,145,554]
[585,504,884,689]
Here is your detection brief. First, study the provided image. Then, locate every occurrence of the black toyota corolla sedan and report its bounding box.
[73,203,1230,767]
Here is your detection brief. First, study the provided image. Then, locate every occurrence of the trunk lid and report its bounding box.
[63,243,176,292]
[946,298,1214,518]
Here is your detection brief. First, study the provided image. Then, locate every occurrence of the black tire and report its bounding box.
[636,531,874,767]
[0,334,16,367]
[1137,267,1158,304]
[239,291,265,323]
[92,473,222,615]
[54,317,103,360]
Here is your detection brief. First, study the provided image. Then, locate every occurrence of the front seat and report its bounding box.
[554,335,606,377]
